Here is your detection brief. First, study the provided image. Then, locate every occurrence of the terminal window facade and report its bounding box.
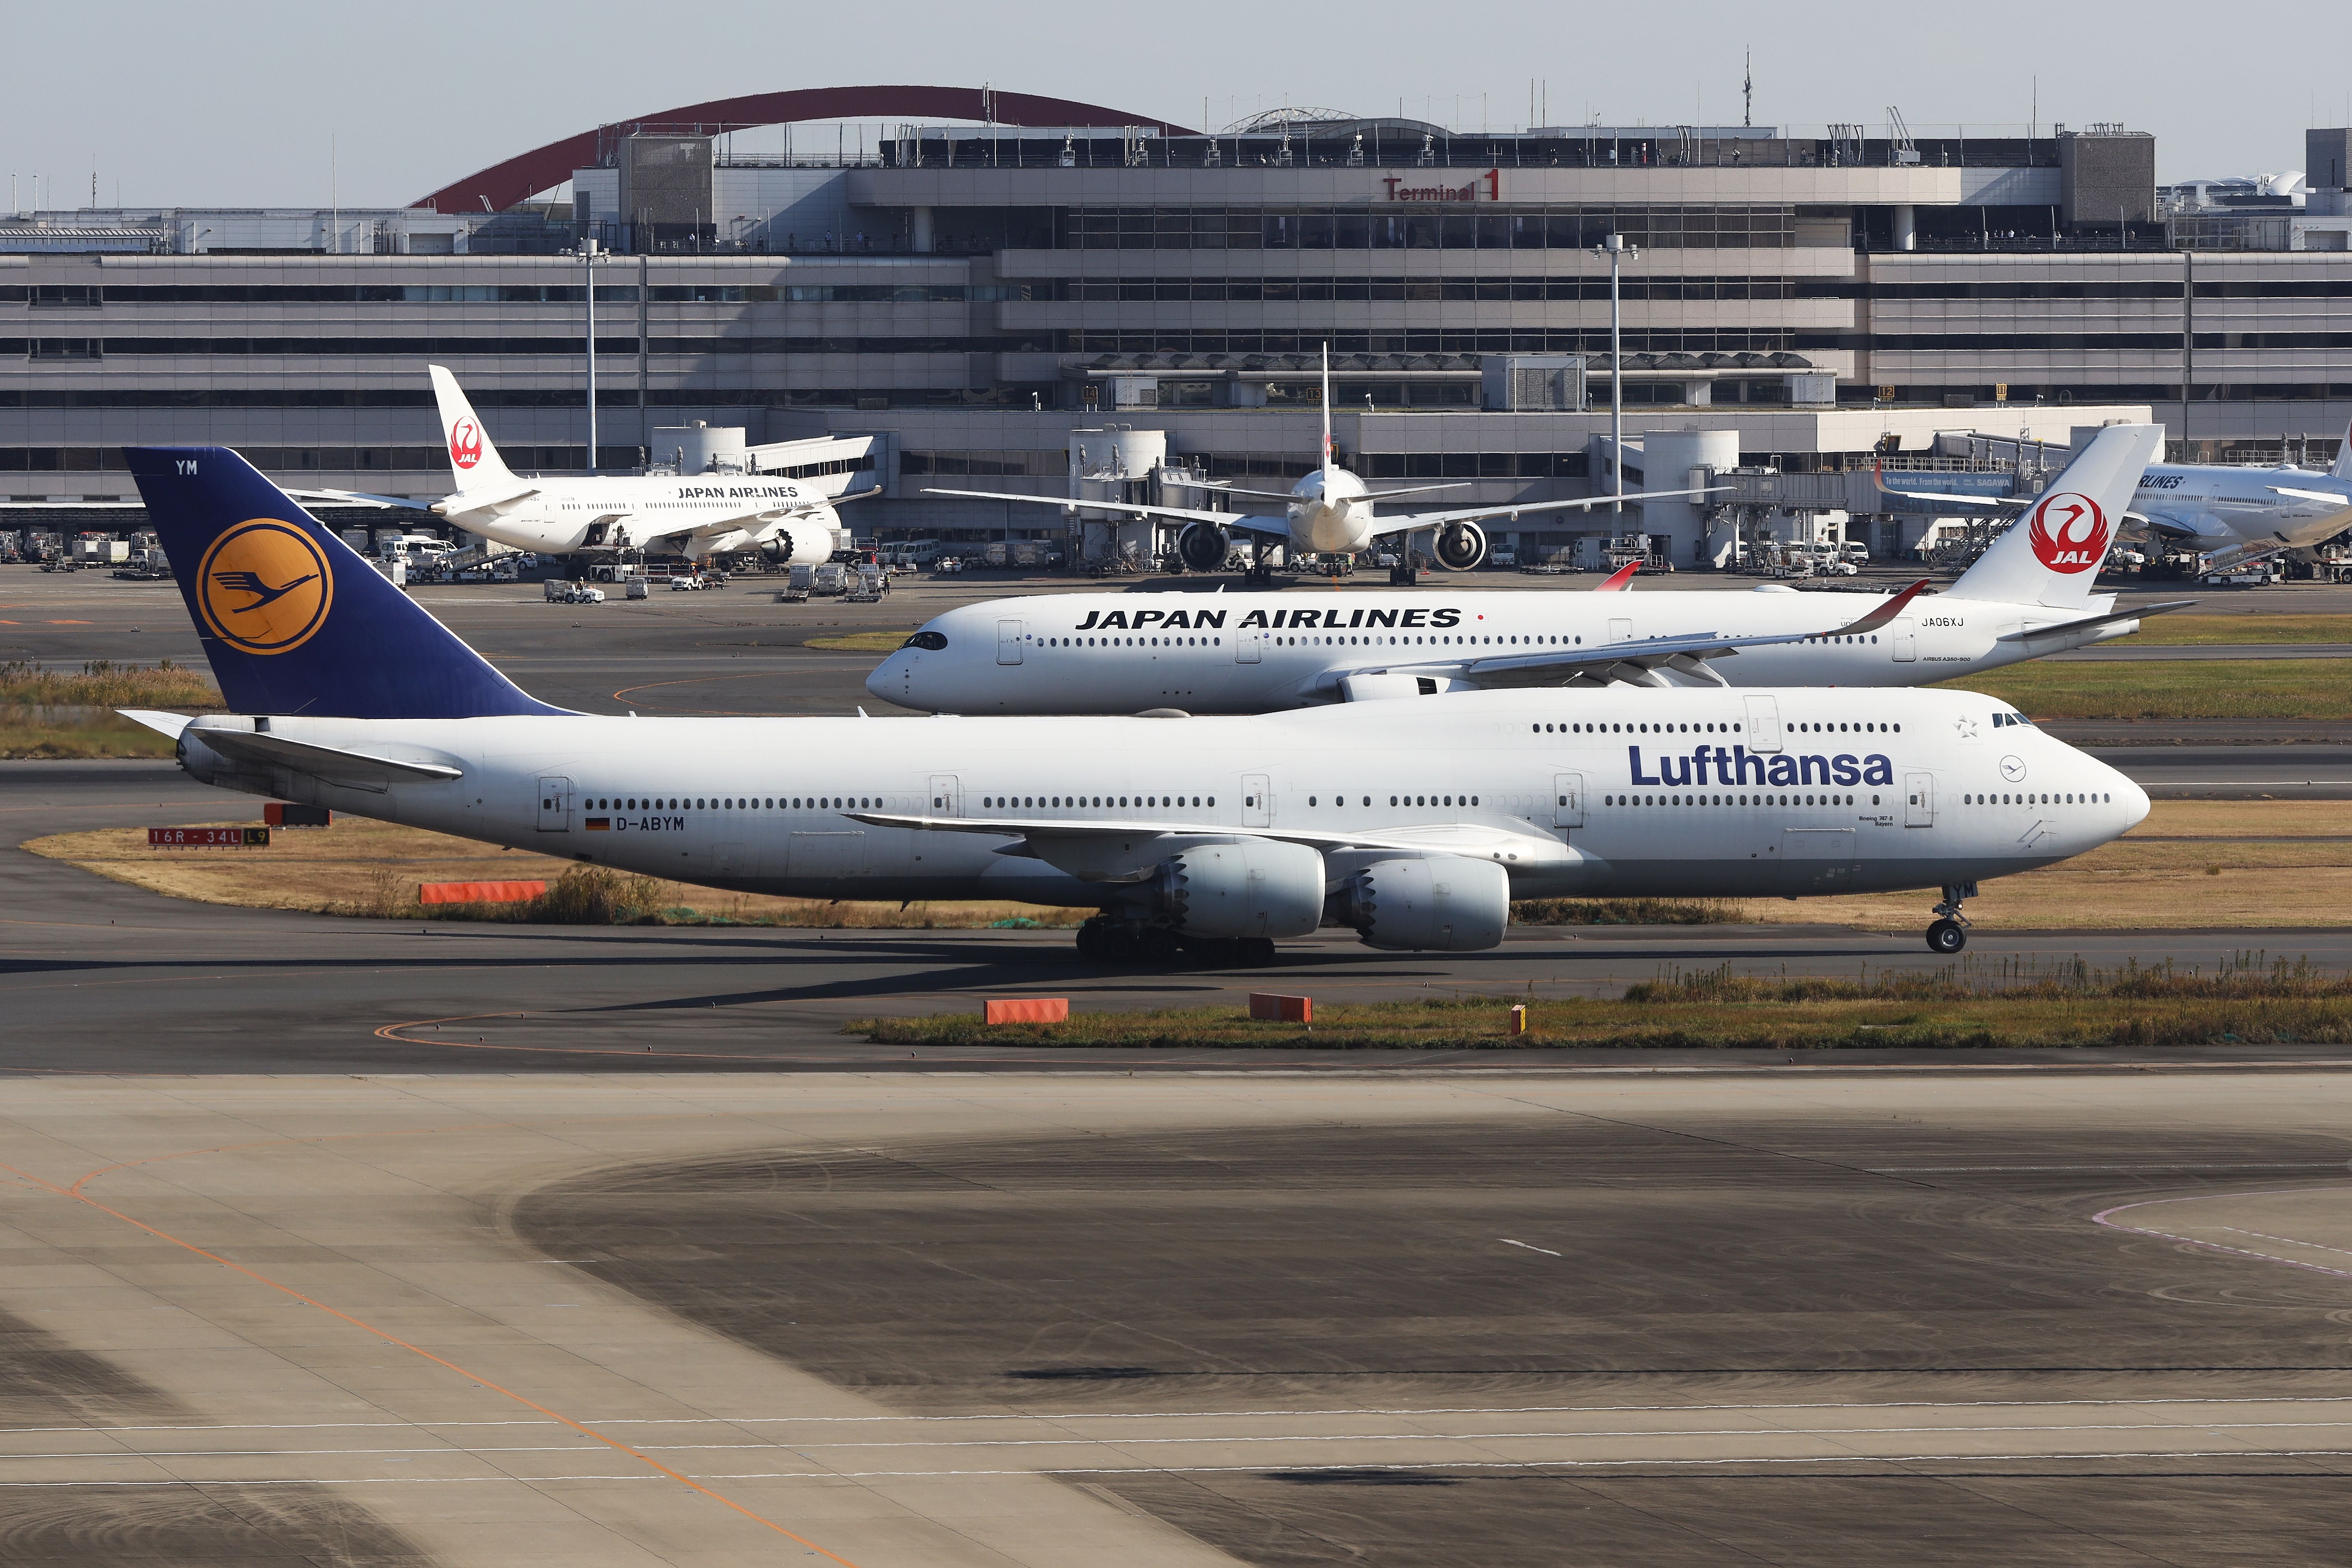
[1056,206,1797,251]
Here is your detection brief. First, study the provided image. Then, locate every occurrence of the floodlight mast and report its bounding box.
[1591,232,1638,517]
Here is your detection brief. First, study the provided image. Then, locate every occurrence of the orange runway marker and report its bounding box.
[984,996,1069,1024]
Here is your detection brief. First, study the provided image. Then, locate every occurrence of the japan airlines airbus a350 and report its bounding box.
[415,367,859,566]
[118,445,2142,958]
[873,424,2177,715]
[922,346,1722,575]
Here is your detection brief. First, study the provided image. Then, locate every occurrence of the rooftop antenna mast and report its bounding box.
[1743,48,1752,128]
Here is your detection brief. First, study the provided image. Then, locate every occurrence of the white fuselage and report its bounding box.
[444,474,841,563]
[2135,462,2352,558]
[172,688,2143,911]
[871,585,2138,716]
[1284,466,1382,555]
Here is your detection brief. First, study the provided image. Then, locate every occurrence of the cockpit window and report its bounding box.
[903,631,948,651]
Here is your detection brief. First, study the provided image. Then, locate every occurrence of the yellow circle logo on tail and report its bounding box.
[196,520,333,655]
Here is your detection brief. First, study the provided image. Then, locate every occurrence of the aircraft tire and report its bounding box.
[1926,919,1967,955]
[1137,927,1182,965]
[1237,937,1277,967]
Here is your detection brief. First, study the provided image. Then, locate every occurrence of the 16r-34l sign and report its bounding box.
[1382,169,1501,202]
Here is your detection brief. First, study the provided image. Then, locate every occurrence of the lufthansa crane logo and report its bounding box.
[449,415,483,470]
[2026,490,2109,574]
[196,520,333,656]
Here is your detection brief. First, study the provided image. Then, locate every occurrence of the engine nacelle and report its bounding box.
[1332,856,1510,952]
[1177,521,1231,572]
[1146,839,1325,939]
[764,508,842,568]
[1432,519,1487,571]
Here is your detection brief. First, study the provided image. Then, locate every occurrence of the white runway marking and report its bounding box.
[1499,1238,1561,1256]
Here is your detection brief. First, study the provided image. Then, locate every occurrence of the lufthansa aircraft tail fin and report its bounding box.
[428,364,517,491]
[1945,423,2163,608]
[2333,412,2352,480]
[126,446,567,719]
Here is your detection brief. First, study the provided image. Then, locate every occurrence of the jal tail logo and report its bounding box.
[449,415,483,471]
[2026,490,2109,574]
[195,520,333,656]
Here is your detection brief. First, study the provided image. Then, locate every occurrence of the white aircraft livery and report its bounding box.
[1884,416,2352,571]
[419,366,852,565]
[122,446,2143,958]
[922,346,1720,575]
[873,424,2178,715]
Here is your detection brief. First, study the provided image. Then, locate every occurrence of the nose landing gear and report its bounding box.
[1925,882,1978,953]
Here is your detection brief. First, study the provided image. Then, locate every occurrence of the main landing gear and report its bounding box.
[1925,882,1978,954]
[1074,917,1274,969]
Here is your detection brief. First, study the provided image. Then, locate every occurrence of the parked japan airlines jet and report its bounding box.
[417,367,856,565]
[1883,416,2352,570]
[923,347,1721,575]
[874,425,2177,715]
[118,447,2142,958]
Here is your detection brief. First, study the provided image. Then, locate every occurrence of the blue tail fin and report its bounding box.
[127,446,567,718]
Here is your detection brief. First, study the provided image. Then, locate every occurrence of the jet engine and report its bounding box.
[1432,520,1488,571]
[1330,856,1510,952]
[1177,521,1231,572]
[762,508,842,568]
[1145,839,1324,939]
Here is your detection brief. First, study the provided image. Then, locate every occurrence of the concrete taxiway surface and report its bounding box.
[7,1070,2352,1566]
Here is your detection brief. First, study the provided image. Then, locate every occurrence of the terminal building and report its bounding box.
[7,87,2352,567]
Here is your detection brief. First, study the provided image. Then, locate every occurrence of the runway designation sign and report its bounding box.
[148,827,270,848]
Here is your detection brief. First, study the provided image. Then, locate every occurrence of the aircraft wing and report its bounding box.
[432,484,542,518]
[1371,484,1726,534]
[285,488,419,510]
[1994,599,2198,645]
[2267,484,2352,507]
[1308,580,1932,694]
[919,486,1288,535]
[845,807,1566,875]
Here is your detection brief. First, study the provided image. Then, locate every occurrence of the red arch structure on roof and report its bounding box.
[414,85,1198,214]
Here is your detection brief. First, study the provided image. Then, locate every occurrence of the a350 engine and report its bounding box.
[1329,856,1510,952]
[763,507,843,568]
[1176,521,1231,573]
[1145,839,1324,939]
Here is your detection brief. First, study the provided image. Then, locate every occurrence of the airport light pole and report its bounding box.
[582,237,604,473]
[1591,232,1637,518]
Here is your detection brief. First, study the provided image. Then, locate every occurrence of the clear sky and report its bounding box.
[7,0,2344,210]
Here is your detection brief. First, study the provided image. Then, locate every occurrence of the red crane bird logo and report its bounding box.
[2026,490,2108,574]
[449,416,483,470]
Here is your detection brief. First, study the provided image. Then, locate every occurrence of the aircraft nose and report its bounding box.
[864,652,906,706]
[2105,762,2150,831]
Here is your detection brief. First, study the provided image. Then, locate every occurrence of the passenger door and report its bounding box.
[996,617,1024,665]
[1905,771,1936,828]
[1742,695,1782,754]
[1241,773,1272,827]
[927,773,961,817]
[1892,618,1917,663]
[1607,616,1633,643]
[535,775,572,832]
[1551,772,1585,829]
[1236,629,1263,663]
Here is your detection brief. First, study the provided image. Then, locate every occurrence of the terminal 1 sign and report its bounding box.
[1382,169,1502,202]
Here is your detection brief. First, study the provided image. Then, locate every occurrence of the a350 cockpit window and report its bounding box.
[902,630,948,651]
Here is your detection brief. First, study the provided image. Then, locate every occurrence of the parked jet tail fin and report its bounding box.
[125,446,569,719]
[1944,423,2164,609]
[2334,413,2352,481]
[429,363,517,490]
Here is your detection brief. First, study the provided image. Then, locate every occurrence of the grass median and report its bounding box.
[850,955,2352,1050]
[1933,657,2352,721]
[0,660,225,758]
